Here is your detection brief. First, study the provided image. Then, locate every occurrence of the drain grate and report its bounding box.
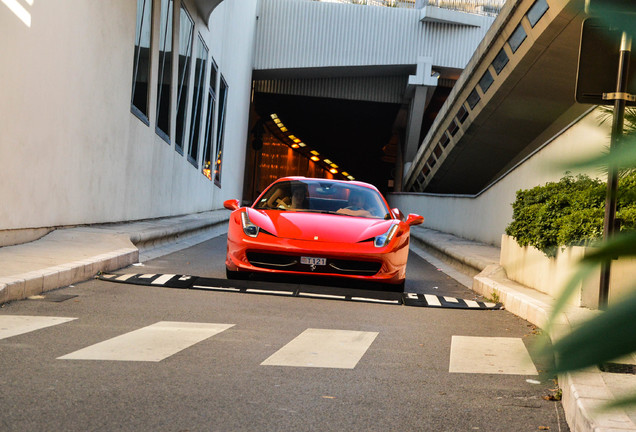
[600,362,636,375]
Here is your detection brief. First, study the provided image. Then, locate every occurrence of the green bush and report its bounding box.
[505,173,636,256]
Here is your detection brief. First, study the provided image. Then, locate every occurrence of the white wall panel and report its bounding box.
[255,0,493,72]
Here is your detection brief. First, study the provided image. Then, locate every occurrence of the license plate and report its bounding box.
[301,256,326,266]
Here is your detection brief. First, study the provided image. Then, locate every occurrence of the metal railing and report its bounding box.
[317,0,505,15]
[423,0,505,15]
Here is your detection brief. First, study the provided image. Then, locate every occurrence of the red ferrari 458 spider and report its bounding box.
[223,177,424,290]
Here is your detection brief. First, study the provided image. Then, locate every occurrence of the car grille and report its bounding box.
[246,252,381,276]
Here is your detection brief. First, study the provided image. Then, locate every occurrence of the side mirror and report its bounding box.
[406,214,424,226]
[223,199,240,211]
[391,208,405,221]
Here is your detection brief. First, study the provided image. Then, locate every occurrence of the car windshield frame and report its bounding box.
[253,179,392,220]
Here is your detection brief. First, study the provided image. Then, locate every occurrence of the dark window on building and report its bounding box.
[478,70,494,93]
[427,156,436,168]
[131,0,152,123]
[416,173,425,188]
[508,23,527,53]
[213,76,228,186]
[434,144,443,158]
[492,48,509,75]
[440,132,450,148]
[188,35,208,167]
[202,60,218,181]
[527,0,549,28]
[466,88,481,109]
[156,0,173,142]
[448,119,460,137]
[457,105,469,123]
[175,6,194,155]
[422,165,430,176]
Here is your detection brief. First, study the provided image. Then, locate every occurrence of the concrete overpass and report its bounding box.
[403,0,593,194]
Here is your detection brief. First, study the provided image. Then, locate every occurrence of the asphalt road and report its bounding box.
[0,235,569,431]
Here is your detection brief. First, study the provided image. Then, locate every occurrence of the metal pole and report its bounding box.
[599,31,631,310]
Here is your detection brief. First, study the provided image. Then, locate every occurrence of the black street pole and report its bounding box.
[599,31,631,310]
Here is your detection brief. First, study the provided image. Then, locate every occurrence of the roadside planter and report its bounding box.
[500,234,636,309]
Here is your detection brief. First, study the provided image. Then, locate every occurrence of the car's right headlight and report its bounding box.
[241,211,260,238]
[374,224,398,248]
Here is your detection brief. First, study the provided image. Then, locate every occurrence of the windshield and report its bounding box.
[253,180,391,219]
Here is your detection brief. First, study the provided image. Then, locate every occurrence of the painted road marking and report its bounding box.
[151,274,175,285]
[0,315,77,340]
[298,292,346,300]
[449,336,538,375]
[193,285,240,292]
[116,274,135,281]
[424,294,442,306]
[246,288,294,296]
[58,321,234,362]
[261,328,378,369]
[351,297,400,304]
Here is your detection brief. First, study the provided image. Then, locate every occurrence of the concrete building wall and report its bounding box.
[0,0,257,231]
[389,108,610,246]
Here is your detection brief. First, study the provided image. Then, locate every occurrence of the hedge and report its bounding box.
[505,173,636,256]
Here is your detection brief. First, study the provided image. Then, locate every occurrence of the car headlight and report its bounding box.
[374,224,398,248]
[241,211,260,237]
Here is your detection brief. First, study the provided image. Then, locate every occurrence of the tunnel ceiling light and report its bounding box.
[330,168,338,174]
[270,113,278,119]
[342,171,349,177]
[347,175,355,180]
[291,143,299,149]
[324,159,333,165]
[310,156,320,162]
[330,163,338,168]
[280,127,287,132]
[310,150,320,156]
[298,142,306,147]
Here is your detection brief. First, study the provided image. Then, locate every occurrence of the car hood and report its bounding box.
[248,209,395,243]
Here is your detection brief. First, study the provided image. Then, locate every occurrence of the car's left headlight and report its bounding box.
[241,211,260,237]
[374,224,398,248]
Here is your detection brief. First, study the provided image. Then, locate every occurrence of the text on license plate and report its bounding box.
[301,256,326,266]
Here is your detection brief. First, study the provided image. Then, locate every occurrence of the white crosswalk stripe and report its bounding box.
[261,329,378,369]
[0,315,76,340]
[449,336,538,375]
[58,321,234,362]
[261,328,378,369]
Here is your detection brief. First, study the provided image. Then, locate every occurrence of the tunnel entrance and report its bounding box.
[242,92,401,202]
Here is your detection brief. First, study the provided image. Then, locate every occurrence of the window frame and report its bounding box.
[187,34,209,168]
[213,75,228,187]
[202,59,218,181]
[175,5,194,156]
[155,0,174,144]
[131,0,153,125]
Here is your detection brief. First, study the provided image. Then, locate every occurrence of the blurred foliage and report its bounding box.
[539,2,636,408]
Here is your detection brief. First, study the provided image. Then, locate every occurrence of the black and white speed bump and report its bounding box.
[98,273,503,310]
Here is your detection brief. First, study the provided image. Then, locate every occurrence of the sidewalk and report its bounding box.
[0,210,229,305]
[0,214,634,432]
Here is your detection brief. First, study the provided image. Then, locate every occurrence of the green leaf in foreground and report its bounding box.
[547,285,636,374]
